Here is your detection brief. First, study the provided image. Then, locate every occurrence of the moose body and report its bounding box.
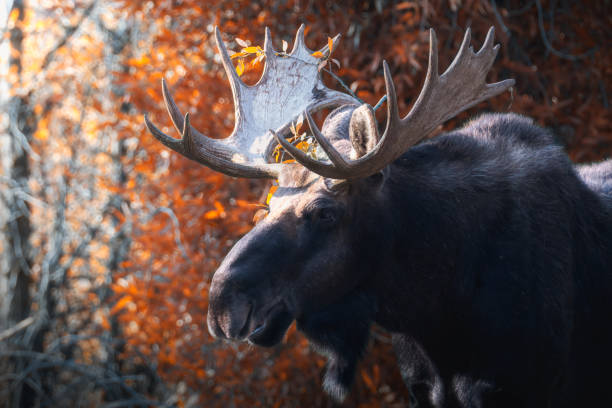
[146,26,612,407]
[209,109,612,407]
[353,112,612,407]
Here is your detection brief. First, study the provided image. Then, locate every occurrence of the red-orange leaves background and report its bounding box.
[0,1,609,407]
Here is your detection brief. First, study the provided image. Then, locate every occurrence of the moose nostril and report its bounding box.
[207,310,226,339]
[207,292,253,340]
[237,304,253,338]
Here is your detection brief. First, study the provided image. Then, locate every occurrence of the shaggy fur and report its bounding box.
[372,113,612,407]
[207,108,612,407]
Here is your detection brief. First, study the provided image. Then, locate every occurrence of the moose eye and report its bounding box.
[311,207,339,227]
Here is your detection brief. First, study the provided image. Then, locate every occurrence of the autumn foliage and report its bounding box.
[0,0,610,407]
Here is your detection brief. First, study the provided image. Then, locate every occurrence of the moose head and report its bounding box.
[145,25,514,400]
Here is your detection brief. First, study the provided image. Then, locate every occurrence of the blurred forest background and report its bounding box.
[0,0,609,407]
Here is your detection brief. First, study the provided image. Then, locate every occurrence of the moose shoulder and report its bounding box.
[145,26,612,407]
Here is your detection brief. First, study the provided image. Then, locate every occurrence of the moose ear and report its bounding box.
[349,104,380,159]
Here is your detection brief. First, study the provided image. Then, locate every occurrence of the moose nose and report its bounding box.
[207,280,252,340]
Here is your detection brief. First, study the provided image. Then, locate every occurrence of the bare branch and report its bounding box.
[0,317,34,342]
[40,1,97,69]
[534,0,596,61]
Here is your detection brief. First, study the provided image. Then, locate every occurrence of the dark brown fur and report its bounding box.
[207,107,612,407]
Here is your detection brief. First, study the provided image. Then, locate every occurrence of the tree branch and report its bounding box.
[0,317,34,342]
[40,1,97,70]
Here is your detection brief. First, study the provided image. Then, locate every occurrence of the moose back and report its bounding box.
[145,26,612,407]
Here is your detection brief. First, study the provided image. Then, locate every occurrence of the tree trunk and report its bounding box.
[0,0,32,334]
[0,2,37,407]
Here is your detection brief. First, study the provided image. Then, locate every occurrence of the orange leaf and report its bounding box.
[8,8,20,24]
[253,208,268,224]
[311,51,324,58]
[128,55,151,67]
[110,295,132,315]
[396,1,417,10]
[241,46,260,54]
[266,185,278,205]
[328,36,334,54]
[100,315,110,330]
[295,141,310,152]
[361,370,377,393]
[236,59,245,76]
[213,200,225,213]
[204,210,219,220]
[230,51,247,59]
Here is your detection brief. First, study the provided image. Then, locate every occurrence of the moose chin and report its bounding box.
[146,25,612,407]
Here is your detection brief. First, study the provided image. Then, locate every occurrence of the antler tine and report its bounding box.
[263,26,276,56]
[144,113,184,153]
[291,24,306,54]
[162,78,183,135]
[214,26,245,93]
[271,130,338,177]
[450,27,471,71]
[290,24,310,57]
[475,27,503,86]
[478,26,496,57]
[304,111,351,170]
[290,24,340,58]
[162,78,211,145]
[380,60,401,140]
[258,26,280,82]
[322,33,342,54]
[181,112,194,155]
[425,28,440,81]
[280,27,515,180]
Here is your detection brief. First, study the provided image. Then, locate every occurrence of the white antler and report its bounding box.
[145,25,359,178]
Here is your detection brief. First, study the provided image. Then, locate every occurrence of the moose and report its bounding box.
[145,25,612,407]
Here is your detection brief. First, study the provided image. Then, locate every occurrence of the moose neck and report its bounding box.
[366,140,503,347]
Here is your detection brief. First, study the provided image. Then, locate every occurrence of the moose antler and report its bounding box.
[274,27,515,179]
[145,25,359,179]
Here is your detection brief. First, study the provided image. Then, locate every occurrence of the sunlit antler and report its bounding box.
[145,25,359,179]
[274,27,515,179]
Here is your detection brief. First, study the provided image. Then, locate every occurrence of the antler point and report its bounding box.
[264,26,275,55]
[161,77,169,92]
[214,26,224,47]
[427,32,440,79]
[460,27,472,52]
[143,114,154,130]
[182,112,190,136]
[291,24,308,55]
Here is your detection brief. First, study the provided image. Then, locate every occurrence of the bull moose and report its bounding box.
[145,25,612,407]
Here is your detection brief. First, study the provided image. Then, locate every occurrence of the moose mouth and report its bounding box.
[246,302,294,347]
